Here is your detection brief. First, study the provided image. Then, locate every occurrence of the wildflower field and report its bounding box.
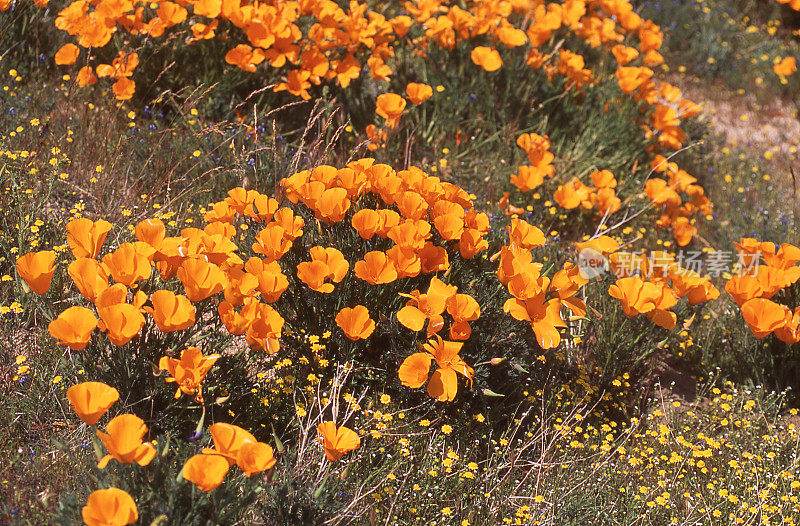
[5,0,800,523]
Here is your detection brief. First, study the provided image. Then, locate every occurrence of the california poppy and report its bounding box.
[398,336,474,401]
[97,414,157,468]
[218,299,258,335]
[183,453,230,491]
[608,276,660,316]
[49,306,97,350]
[503,295,566,349]
[774,56,797,76]
[98,304,145,347]
[352,209,382,239]
[236,441,277,477]
[471,46,502,71]
[317,421,360,461]
[159,346,219,402]
[446,294,481,340]
[82,488,138,526]
[207,423,257,464]
[102,243,153,287]
[375,93,406,129]
[16,250,56,295]
[66,218,112,259]
[67,381,119,425]
[177,258,227,302]
[245,302,284,354]
[741,298,788,339]
[354,251,397,285]
[508,219,546,249]
[55,43,79,65]
[406,82,433,104]
[335,305,376,340]
[397,277,456,334]
[252,224,292,262]
[94,283,129,309]
[315,187,351,223]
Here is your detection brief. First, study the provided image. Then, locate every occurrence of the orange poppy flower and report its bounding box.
[574,235,619,256]
[375,93,406,129]
[615,66,653,93]
[388,220,431,251]
[156,1,187,27]
[159,346,219,402]
[671,217,696,247]
[507,266,549,301]
[245,302,284,354]
[97,414,157,468]
[222,267,259,306]
[67,381,119,425]
[16,250,56,295]
[317,421,360,462]
[218,299,258,335]
[66,218,112,259]
[94,283,128,309]
[354,251,397,285]
[183,453,230,491]
[446,294,481,340]
[511,164,548,192]
[236,441,277,477]
[396,191,429,221]
[376,210,402,237]
[224,187,259,215]
[77,66,97,86]
[459,229,488,258]
[112,78,135,100]
[508,219,546,249]
[774,57,797,76]
[608,276,660,316]
[725,275,763,306]
[611,44,639,66]
[253,194,280,222]
[385,246,421,279]
[554,178,592,209]
[419,242,450,273]
[351,209,382,239]
[775,307,800,344]
[398,336,474,401]
[177,258,227,302]
[102,243,153,287]
[646,283,678,330]
[49,306,97,350]
[225,44,265,72]
[433,212,465,241]
[296,246,349,293]
[252,224,293,262]
[741,298,788,339]
[55,43,79,65]
[549,263,588,316]
[335,305,376,340]
[98,303,145,347]
[82,488,138,526]
[315,187,351,224]
[406,82,433,104]
[146,290,196,332]
[397,277,457,334]
[249,262,288,303]
[134,218,166,250]
[206,422,257,464]
[470,46,502,71]
[496,25,528,47]
[503,295,566,349]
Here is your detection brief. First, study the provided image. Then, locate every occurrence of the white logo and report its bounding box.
[577,248,608,279]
